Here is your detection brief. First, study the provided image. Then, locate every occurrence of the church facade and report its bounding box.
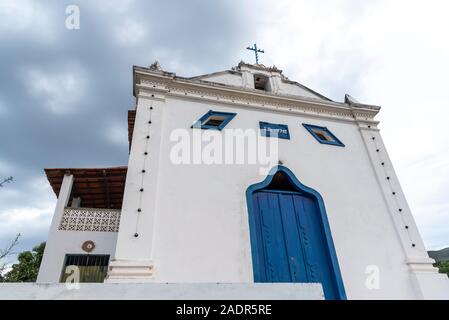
[36,61,449,299]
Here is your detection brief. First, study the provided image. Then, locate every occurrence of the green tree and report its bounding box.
[435,261,449,278]
[2,242,45,282]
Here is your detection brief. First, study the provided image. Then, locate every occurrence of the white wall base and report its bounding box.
[407,259,449,299]
[0,283,324,300]
[411,273,449,300]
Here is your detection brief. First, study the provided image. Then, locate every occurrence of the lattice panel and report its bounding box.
[59,208,121,232]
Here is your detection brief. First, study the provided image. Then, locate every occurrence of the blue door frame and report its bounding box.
[246,166,347,300]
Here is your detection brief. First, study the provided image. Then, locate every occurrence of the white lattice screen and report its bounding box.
[59,208,121,232]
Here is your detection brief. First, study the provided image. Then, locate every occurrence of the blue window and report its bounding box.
[259,122,290,139]
[192,110,236,131]
[302,124,345,147]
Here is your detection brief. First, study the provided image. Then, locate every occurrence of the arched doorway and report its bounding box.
[246,166,346,300]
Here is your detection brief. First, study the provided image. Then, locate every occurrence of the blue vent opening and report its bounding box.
[192,110,237,131]
[302,124,345,147]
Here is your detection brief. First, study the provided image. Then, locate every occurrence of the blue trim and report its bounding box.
[302,123,345,147]
[245,165,347,300]
[192,110,237,131]
[259,122,290,139]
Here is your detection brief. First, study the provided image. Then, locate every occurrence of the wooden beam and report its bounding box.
[103,170,111,209]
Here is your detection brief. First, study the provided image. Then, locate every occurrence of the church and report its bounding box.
[34,55,449,299]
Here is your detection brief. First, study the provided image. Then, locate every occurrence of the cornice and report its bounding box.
[237,61,283,73]
[133,69,380,126]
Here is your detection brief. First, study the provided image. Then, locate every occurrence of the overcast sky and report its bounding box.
[1,0,448,261]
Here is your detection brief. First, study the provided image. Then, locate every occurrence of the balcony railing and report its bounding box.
[59,207,121,232]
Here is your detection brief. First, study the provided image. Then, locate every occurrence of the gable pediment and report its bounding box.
[189,64,331,102]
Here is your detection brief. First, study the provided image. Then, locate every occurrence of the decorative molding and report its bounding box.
[59,207,121,232]
[134,71,380,124]
[406,258,440,273]
[81,240,96,253]
[237,61,283,73]
[106,260,154,282]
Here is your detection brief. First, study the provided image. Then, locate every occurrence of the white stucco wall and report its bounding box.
[38,65,448,299]
[111,62,449,297]
[37,230,118,283]
[106,65,448,299]
[37,175,118,283]
[137,96,419,299]
[200,73,243,87]
[108,64,449,297]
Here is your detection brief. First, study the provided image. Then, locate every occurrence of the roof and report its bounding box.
[45,166,128,209]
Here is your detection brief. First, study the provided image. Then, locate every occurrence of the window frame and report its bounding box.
[192,110,237,131]
[60,254,110,283]
[302,123,345,147]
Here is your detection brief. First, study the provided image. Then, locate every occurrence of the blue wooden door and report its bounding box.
[252,190,340,299]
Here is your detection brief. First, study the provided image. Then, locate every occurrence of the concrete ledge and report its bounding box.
[106,260,154,283]
[0,283,324,300]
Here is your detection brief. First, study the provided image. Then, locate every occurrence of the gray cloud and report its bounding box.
[0,0,253,255]
[1,0,448,258]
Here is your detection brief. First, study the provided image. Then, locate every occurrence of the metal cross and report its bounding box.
[246,43,264,64]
